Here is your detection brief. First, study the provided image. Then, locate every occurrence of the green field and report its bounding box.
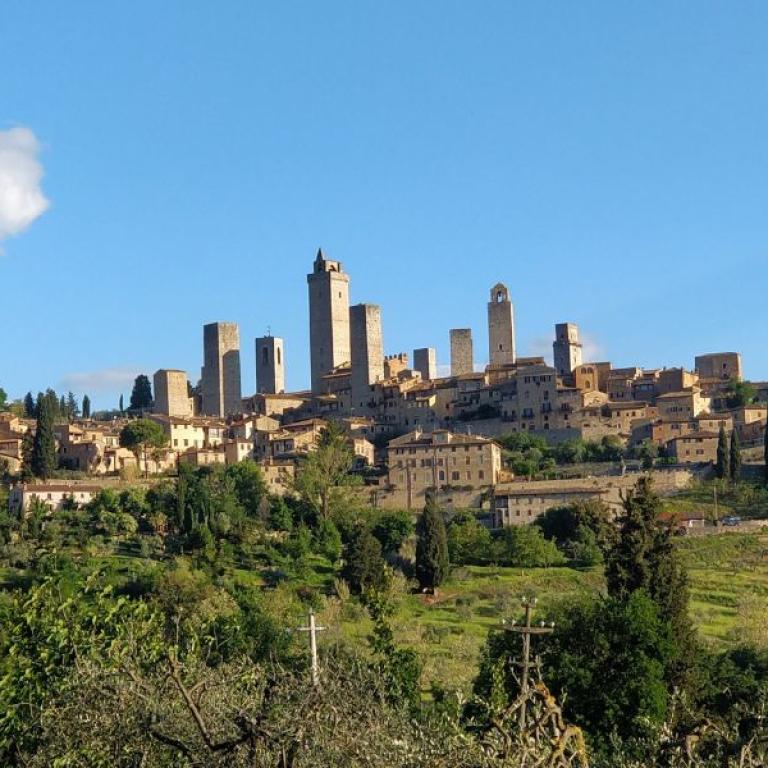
[325,530,768,691]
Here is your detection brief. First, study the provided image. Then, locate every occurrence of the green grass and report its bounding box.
[4,520,768,693]
[333,532,768,691]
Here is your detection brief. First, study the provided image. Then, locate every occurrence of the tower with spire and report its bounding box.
[307,248,351,393]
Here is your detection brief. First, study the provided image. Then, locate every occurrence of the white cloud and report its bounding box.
[525,335,554,364]
[0,126,49,247]
[581,332,607,363]
[60,367,142,394]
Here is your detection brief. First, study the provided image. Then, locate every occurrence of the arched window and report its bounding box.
[277,347,282,365]
[262,347,269,365]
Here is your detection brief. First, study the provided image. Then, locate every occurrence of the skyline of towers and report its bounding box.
[350,303,384,411]
[307,249,351,393]
[201,321,242,416]
[450,328,474,377]
[553,322,583,377]
[169,256,586,406]
[255,335,285,395]
[487,282,516,367]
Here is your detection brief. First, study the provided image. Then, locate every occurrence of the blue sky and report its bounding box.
[1,2,767,408]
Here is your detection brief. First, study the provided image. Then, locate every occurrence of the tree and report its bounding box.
[20,431,34,482]
[342,524,386,594]
[730,429,741,483]
[223,460,267,518]
[23,392,35,418]
[447,512,493,565]
[65,392,79,421]
[604,476,694,686]
[81,394,91,419]
[30,394,56,480]
[119,419,168,477]
[535,499,615,552]
[371,510,414,555]
[129,374,153,412]
[499,524,565,568]
[0,387,7,412]
[315,516,342,563]
[415,492,449,592]
[543,592,671,754]
[725,378,756,408]
[292,422,361,519]
[716,424,730,480]
[119,394,124,414]
[365,590,421,710]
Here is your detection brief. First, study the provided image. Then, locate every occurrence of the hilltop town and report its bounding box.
[3,248,768,768]
[2,249,766,522]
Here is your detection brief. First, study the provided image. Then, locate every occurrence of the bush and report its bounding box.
[497,525,566,568]
[448,512,493,565]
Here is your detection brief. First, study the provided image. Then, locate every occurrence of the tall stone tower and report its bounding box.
[450,329,474,376]
[350,303,384,411]
[487,283,516,367]
[307,249,351,393]
[153,369,192,417]
[201,322,242,416]
[413,347,437,381]
[553,323,583,377]
[255,336,285,394]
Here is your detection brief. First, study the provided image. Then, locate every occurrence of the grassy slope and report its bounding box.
[333,530,768,691]
[3,524,767,693]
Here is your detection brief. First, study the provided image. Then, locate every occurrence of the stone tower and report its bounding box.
[201,322,242,416]
[413,347,437,381]
[307,249,351,393]
[553,323,583,377]
[153,369,192,417]
[450,328,474,377]
[487,282,516,367]
[350,303,384,411]
[255,335,285,394]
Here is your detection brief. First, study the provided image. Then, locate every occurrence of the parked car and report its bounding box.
[721,516,741,527]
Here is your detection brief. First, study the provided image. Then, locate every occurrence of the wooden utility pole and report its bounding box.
[296,609,326,686]
[500,596,554,729]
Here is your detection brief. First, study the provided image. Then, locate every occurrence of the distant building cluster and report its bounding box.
[3,249,767,520]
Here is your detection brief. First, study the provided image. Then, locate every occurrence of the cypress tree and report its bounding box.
[119,394,124,413]
[129,374,153,411]
[23,392,35,418]
[415,492,450,593]
[66,391,79,420]
[605,476,695,685]
[20,431,34,482]
[716,424,730,479]
[81,394,91,419]
[729,429,741,483]
[342,524,386,594]
[31,395,56,480]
